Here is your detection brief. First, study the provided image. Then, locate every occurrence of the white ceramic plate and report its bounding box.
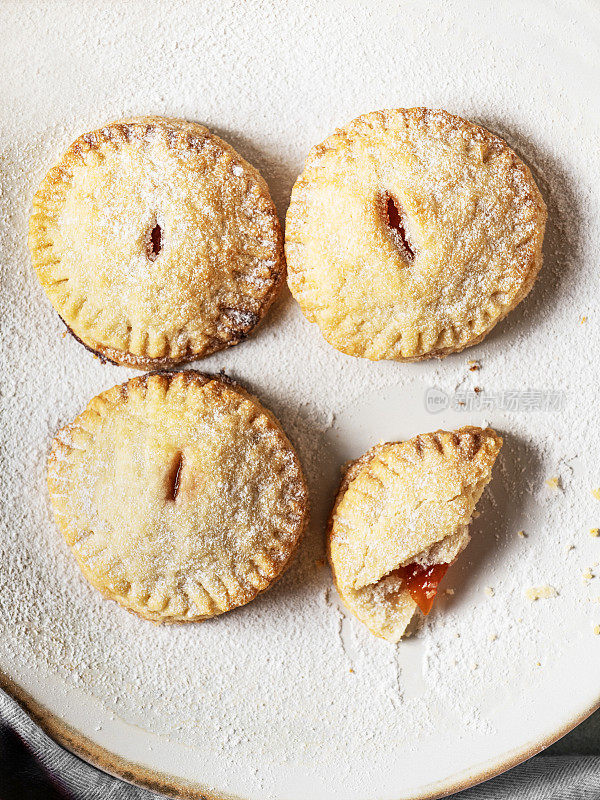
[2,1,600,798]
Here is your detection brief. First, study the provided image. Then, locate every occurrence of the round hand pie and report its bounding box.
[29,117,285,368]
[48,371,308,622]
[286,108,546,360]
[327,427,502,641]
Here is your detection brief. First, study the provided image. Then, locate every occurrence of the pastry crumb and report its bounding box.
[484,587,495,597]
[470,662,478,670]
[567,544,576,552]
[349,667,354,673]
[489,633,498,642]
[517,529,527,538]
[581,316,587,323]
[591,529,600,537]
[583,568,594,582]
[535,661,542,667]
[592,488,600,501]
[445,588,455,596]
[545,476,560,490]
[472,510,481,519]
[525,585,558,601]
[468,360,480,371]
[594,625,600,635]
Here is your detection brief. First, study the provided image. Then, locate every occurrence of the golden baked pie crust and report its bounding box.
[286,108,546,361]
[48,371,308,622]
[327,427,502,641]
[29,117,285,368]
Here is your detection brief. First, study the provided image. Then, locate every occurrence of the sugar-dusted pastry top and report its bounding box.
[48,371,308,622]
[29,117,285,367]
[328,427,502,641]
[286,108,546,361]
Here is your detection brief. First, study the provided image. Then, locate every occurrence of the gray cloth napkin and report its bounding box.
[1,688,598,799]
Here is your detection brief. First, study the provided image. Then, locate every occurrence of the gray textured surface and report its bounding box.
[546,710,600,757]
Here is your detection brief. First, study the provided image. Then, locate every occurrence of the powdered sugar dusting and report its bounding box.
[1,2,600,799]
[29,117,284,363]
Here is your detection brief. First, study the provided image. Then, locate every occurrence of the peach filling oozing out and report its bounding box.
[389,562,450,615]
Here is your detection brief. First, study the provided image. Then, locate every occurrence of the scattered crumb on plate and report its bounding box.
[526,585,558,601]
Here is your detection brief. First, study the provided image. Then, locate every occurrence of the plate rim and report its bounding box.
[2,669,599,800]
[3,3,600,799]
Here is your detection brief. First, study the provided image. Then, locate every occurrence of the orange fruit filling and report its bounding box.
[393,562,450,615]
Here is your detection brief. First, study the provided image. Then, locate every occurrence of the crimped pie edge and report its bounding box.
[326,426,503,640]
[285,107,547,361]
[47,370,309,623]
[29,116,286,368]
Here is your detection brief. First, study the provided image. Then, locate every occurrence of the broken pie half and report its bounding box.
[48,371,308,622]
[286,108,546,360]
[29,117,285,368]
[327,426,502,641]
